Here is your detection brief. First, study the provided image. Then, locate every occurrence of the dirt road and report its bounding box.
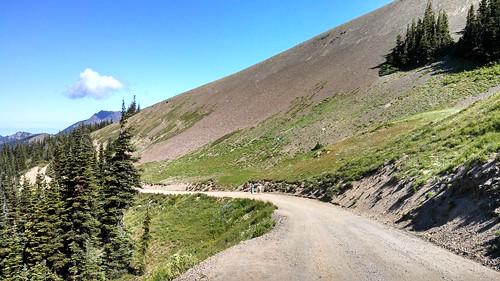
[141,188,500,281]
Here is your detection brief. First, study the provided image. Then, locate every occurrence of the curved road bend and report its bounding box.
[140,188,500,281]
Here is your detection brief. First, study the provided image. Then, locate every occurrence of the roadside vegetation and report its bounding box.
[118,194,276,281]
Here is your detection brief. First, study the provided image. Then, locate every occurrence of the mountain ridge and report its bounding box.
[62,110,121,133]
[0,132,49,146]
[0,110,121,146]
[0,131,34,145]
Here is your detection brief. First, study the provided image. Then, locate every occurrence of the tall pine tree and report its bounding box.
[458,0,500,61]
[0,175,23,281]
[56,129,103,280]
[99,100,141,278]
[436,11,453,52]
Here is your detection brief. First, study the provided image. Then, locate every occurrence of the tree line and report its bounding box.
[457,0,500,61]
[0,100,144,280]
[382,0,499,74]
[0,120,114,180]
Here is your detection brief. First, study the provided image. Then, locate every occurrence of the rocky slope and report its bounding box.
[337,159,500,269]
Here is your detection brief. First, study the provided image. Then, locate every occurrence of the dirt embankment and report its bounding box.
[335,160,500,270]
[188,159,500,270]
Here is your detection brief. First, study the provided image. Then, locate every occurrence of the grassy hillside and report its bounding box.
[141,63,500,187]
[118,194,275,281]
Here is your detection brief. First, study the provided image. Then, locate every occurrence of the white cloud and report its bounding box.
[66,68,123,99]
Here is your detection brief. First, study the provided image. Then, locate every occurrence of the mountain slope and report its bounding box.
[141,64,500,185]
[94,0,480,163]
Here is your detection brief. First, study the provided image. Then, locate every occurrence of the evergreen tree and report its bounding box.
[421,1,437,62]
[381,1,453,73]
[392,34,405,66]
[457,1,499,61]
[99,100,141,278]
[23,176,50,267]
[407,20,418,64]
[21,175,66,276]
[460,5,478,57]
[0,176,23,280]
[44,180,67,275]
[56,129,103,280]
[436,11,453,51]
[126,95,139,117]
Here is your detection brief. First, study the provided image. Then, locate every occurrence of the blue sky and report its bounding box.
[0,0,391,135]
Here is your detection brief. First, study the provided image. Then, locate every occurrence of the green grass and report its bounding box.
[118,194,276,281]
[262,108,461,181]
[297,90,498,191]
[387,92,500,185]
[141,64,500,188]
[321,91,499,187]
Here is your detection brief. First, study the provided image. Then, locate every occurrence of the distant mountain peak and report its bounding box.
[94,110,116,119]
[0,131,45,146]
[62,110,121,133]
[11,131,33,138]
